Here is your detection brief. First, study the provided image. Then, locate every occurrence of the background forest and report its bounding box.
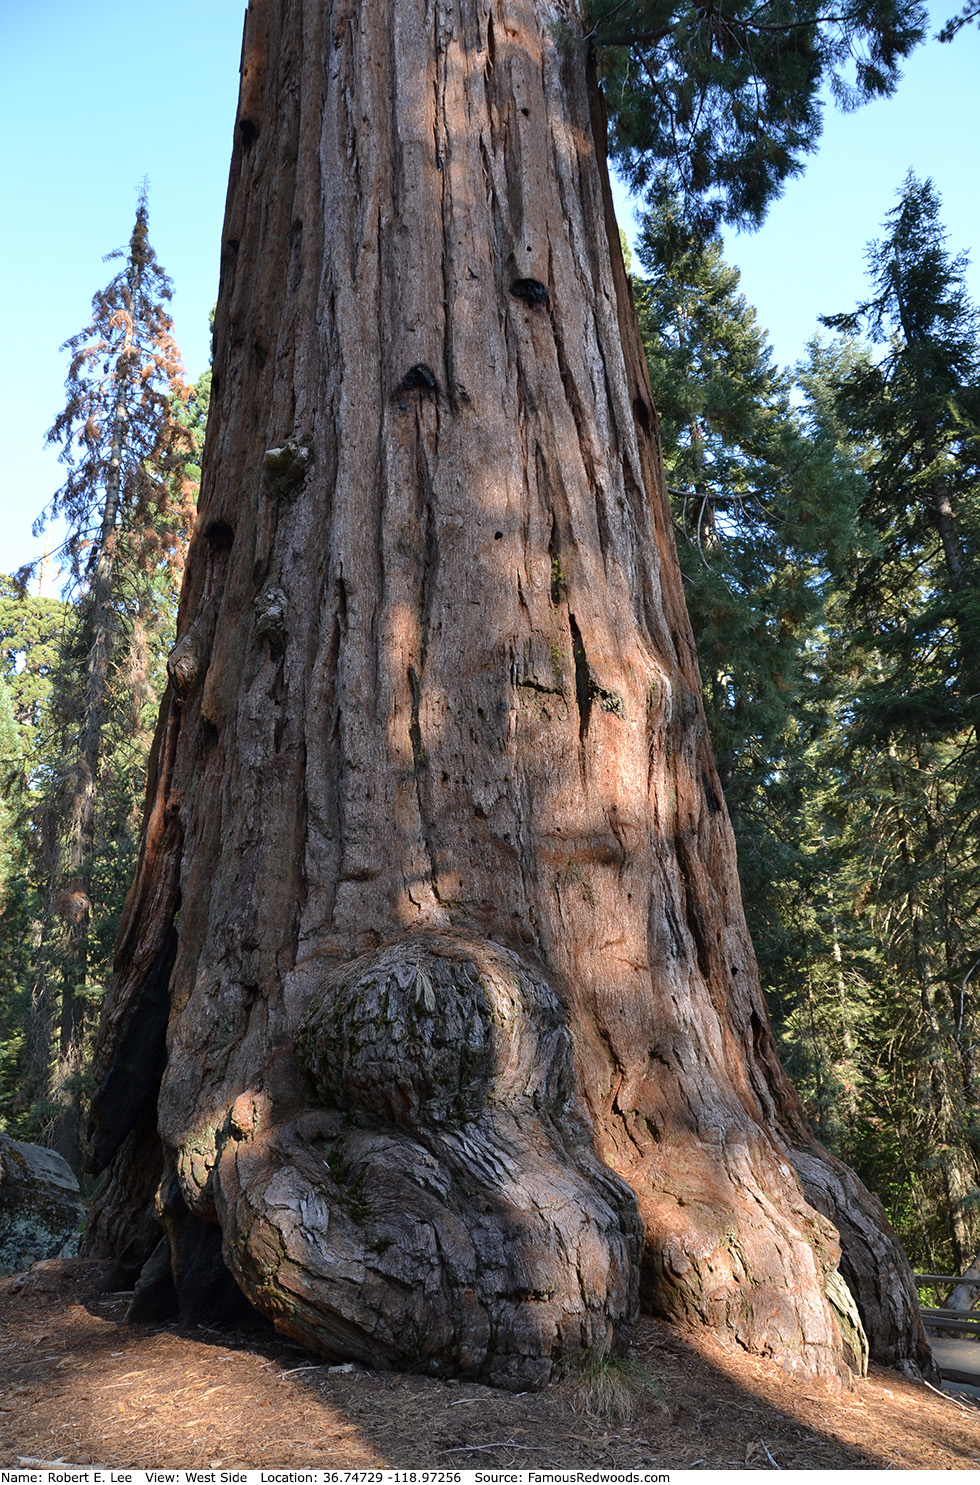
[632,168,980,1280]
[1,3,979,1295]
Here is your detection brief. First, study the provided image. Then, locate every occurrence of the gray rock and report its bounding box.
[0,1134,83,1276]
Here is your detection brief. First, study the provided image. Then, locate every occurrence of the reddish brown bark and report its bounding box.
[85,0,933,1388]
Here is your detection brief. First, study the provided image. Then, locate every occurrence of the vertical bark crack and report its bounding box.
[436,47,456,410]
[568,612,592,744]
[408,662,424,773]
[407,661,442,903]
[548,512,562,604]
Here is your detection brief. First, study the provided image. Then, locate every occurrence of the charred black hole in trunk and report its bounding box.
[200,717,219,750]
[487,11,496,66]
[161,1177,269,1330]
[633,395,652,437]
[398,363,439,398]
[569,614,592,741]
[511,278,549,311]
[703,773,722,815]
[204,519,235,550]
[128,1236,178,1324]
[238,118,258,148]
[254,341,268,369]
[408,664,424,771]
[89,923,178,1173]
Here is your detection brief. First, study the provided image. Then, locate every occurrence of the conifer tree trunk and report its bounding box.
[85,0,933,1387]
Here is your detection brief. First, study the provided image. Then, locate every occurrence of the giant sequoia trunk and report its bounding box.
[84,0,934,1388]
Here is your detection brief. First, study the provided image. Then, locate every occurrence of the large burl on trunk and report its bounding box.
[83,0,934,1387]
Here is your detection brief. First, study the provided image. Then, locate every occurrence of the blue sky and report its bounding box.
[1,2,977,583]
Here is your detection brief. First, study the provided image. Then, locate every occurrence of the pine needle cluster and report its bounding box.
[586,0,925,232]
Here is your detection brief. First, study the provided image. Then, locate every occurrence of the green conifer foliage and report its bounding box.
[822,173,980,730]
[584,0,925,230]
[632,191,980,1270]
[0,578,67,771]
[633,202,860,985]
[0,680,23,927]
[785,178,980,1272]
[0,676,30,1126]
[22,196,197,1164]
[937,3,980,42]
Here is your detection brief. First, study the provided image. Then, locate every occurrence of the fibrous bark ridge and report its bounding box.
[215,931,641,1389]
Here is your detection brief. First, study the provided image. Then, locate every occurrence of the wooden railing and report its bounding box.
[914,1273,980,1338]
[920,1308,980,1335]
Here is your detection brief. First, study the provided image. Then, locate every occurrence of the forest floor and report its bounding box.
[2,1260,980,1471]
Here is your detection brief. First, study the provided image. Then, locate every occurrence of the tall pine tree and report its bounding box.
[27,194,196,1165]
[632,187,980,1273]
[822,171,980,699]
[796,176,980,1273]
[633,201,861,984]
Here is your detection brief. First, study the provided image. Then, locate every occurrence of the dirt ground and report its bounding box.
[2,1260,980,1471]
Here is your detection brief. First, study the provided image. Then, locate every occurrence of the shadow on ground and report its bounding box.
[2,1261,979,1470]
